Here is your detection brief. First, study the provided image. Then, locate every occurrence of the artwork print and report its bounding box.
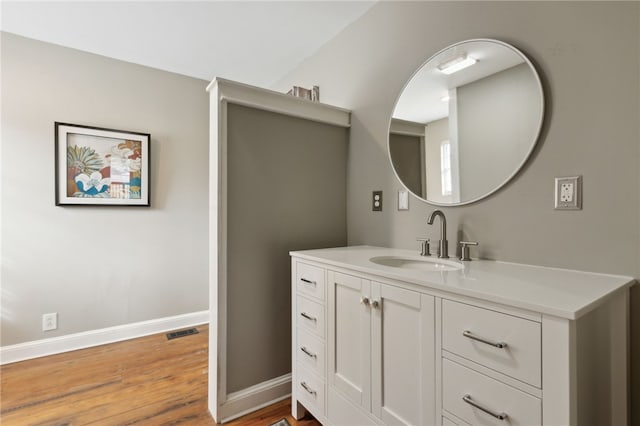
[55,123,150,206]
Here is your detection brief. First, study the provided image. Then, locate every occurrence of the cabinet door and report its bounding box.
[371,282,435,426]
[327,271,372,412]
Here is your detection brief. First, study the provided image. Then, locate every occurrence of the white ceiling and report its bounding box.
[1,1,375,87]
[393,40,526,124]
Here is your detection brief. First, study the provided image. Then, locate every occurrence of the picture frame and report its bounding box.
[55,122,151,206]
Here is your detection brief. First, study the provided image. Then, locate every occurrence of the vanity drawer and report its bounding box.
[442,299,541,387]
[296,295,325,339]
[296,364,325,418]
[442,417,457,426]
[443,359,541,426]
[296,262,326,301]
[442,416,469,426]
[296,327,326,377]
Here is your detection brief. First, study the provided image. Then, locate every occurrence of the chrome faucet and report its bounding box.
[427,210,449,258]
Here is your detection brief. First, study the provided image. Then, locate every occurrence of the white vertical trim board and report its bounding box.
[0,310,209,365]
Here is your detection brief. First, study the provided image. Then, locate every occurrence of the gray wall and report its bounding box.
[458,63,541,201]
[1,33,210,345]
[273,1,640,422]
[226,104,348,392]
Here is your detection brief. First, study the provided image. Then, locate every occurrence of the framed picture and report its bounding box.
[55,122,150,206]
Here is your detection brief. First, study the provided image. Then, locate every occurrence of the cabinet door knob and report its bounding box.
[370,300,381,309]
[462,394,508,420]
[463,330,507,349]
[360,297,370,306]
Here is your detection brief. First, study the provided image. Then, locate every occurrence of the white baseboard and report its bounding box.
[219,373,292,423]
[0,310,209,365]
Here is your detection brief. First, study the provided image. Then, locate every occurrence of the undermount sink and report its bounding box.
[369,255,464,272]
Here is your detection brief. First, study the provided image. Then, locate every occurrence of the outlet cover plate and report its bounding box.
[372,190,382,211]
[42,312,58,331]
[555,176,582,210]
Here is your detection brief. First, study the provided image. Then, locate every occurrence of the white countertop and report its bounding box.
[290,245,635,320]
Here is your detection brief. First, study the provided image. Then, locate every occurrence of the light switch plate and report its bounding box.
[554,176,582,210]
[398,190,409,210]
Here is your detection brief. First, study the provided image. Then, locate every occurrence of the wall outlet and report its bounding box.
[555,176,582,210]
[372,190,382,211]
[42,312,58,331]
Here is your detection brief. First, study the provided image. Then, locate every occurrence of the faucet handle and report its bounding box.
[416,237,431,256]
[459,241,478,261]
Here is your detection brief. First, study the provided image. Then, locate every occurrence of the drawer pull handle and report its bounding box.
[463,330,508,349]
[300,381,317,396]
[462,394,508,420]
[300,346,317,359]
[300,312,317,322]
[300,278,317,286]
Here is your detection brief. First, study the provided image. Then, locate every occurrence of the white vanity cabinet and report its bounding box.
[291,246,634,426]
[291,262,436,426]
[327,270,435,425]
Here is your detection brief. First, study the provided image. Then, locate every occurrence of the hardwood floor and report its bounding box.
[0,325,320,425]
[226,399,319,426]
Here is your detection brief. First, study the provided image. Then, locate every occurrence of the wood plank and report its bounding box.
[0,325,319,425]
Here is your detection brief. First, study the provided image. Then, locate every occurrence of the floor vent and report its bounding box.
[166,327,199,340]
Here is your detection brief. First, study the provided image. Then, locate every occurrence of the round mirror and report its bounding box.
[389,39,544,206]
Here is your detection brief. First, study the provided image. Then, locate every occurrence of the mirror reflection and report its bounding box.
[389,39,544,205]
